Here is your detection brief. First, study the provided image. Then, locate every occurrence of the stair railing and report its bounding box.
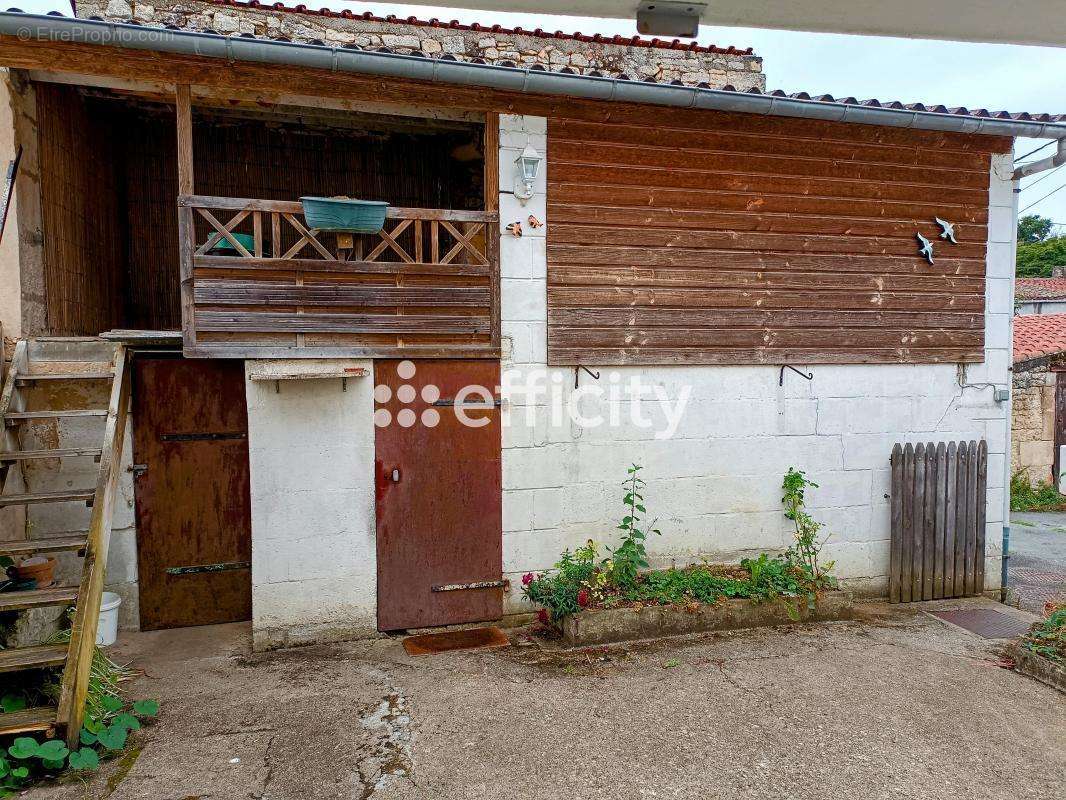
[56,344,131,746]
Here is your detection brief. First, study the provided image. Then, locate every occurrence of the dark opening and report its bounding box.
[33,82,486,334]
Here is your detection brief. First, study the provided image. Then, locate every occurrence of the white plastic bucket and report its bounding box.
[96,592,122,647]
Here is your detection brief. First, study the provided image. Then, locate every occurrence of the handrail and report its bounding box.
[57,344,131,748]
[177,195,498,223]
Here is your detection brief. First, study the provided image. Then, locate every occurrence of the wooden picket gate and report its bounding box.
[889,441,988,603]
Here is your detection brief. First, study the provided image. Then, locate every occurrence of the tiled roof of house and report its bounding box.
[1014,313,1066,363]
[7,8,1066,129]
[199,0,755,55]
[1016,279,1066,302]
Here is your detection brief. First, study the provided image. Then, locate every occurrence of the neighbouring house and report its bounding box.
[1011,313,1066,485]
[0,2,1059,653]
[1015,278,1066,315]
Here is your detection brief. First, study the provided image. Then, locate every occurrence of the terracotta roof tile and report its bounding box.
[1014,313,1066,363]
[1016,279,1066,301]
[208,0,755,55]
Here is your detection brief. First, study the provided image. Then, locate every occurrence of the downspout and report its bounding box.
[1002,159,1022,601]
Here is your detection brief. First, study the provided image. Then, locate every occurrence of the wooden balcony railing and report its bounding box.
[177,195,500,359]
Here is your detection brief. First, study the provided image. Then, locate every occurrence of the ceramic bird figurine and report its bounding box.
[934,217,957,244]
[916,232,935,265]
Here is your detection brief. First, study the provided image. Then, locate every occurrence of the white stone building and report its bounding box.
[0,5,1055,649]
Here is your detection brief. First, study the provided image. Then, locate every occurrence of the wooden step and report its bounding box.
[0,536,87,555]
[16,372,113,386]
[0,644,68,674]
[0,706,58,736]
[5,409,107,426]
[0,586,78,612]
[0,490,94,507]
[0,447,103,462]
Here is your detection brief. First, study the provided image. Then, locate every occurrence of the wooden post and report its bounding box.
[483,113,500,351]
[175,85,196,348]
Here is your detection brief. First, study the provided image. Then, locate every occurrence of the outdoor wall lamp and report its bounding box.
[514,145,542,202]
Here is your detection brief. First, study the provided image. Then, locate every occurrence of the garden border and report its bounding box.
[1011,643,1066,693]
[561,590,855,647]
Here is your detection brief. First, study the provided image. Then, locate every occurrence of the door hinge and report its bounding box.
[166,561,250,575]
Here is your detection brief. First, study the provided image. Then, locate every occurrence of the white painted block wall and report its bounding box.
[245,361,377,649]
[498,114,1014,610]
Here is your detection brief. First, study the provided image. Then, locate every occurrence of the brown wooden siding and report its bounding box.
[36,84,125,336]
[546,110,1003,366]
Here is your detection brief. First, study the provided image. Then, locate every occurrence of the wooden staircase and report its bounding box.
[0,338,130,746]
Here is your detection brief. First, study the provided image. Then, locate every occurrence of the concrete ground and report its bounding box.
[1009,512,1066,612]
[25,598,1065,800]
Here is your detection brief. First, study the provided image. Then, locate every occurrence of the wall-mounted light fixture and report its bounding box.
[514,144,542,202]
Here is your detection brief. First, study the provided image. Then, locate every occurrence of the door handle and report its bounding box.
[390,468,401,483]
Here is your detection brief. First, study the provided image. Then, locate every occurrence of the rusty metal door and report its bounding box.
[132,357,252,630]
[375,360,502,631]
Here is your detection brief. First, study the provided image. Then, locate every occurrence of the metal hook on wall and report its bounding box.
[779,365,814,386]
[575,366,601,388]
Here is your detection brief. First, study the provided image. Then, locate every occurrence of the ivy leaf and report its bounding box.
[132,699,159,718]
[101,695,124,714]
[0,695,26,714]
[79,728,97,746]
[11,766,28,779]
[112,713,141,732]
[68,748,100,771]
[36,740,69,763]
[7,738,39,760]
[0,757,8,777]
[42,757,65,771]
[96,725,128,752]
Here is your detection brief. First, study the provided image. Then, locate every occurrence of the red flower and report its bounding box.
[522,572,535,586]
[537,609,550,625]
[577,589,590,607]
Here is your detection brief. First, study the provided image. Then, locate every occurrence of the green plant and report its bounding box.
[606,464,660,588]
[1010,469,1066,512]
[781,468,836,588]
[522,540,600,624]
[0,632,159,796]
[1021,602,1066,662]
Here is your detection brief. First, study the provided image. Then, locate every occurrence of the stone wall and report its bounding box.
[78,1,765,90]
[1011,363,1056,484]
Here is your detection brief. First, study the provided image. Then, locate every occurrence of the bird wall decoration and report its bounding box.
[916,232,935,265]
[934,217,958,244]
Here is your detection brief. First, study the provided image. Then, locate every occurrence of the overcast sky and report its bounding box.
[16,0,1066,231]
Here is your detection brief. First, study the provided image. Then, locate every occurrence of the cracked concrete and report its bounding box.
[23,598,1065,800]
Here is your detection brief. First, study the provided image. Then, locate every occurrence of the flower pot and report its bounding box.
[300,197,388,234]
[15,555,56,587]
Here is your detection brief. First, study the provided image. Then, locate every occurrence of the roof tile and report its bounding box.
[1014,313,1066,363]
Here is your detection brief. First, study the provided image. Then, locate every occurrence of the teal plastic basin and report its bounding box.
[300,197,389,234]
[208,232,255,254]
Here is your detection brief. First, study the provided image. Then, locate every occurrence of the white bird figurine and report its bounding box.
[916,232,935,265]
[934,217,958,244]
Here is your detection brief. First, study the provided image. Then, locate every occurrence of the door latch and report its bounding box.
[390,468,401,483]
[128,463,148,477]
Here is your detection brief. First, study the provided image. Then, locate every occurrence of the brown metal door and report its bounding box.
[375,360,502,631]
[132,357,252,630]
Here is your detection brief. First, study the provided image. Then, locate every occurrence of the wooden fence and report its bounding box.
[889,440,987,603]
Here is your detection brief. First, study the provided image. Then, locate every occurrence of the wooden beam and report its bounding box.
[175,84,196,348]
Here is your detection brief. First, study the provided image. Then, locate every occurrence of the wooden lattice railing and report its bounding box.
[177,195,500,358]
